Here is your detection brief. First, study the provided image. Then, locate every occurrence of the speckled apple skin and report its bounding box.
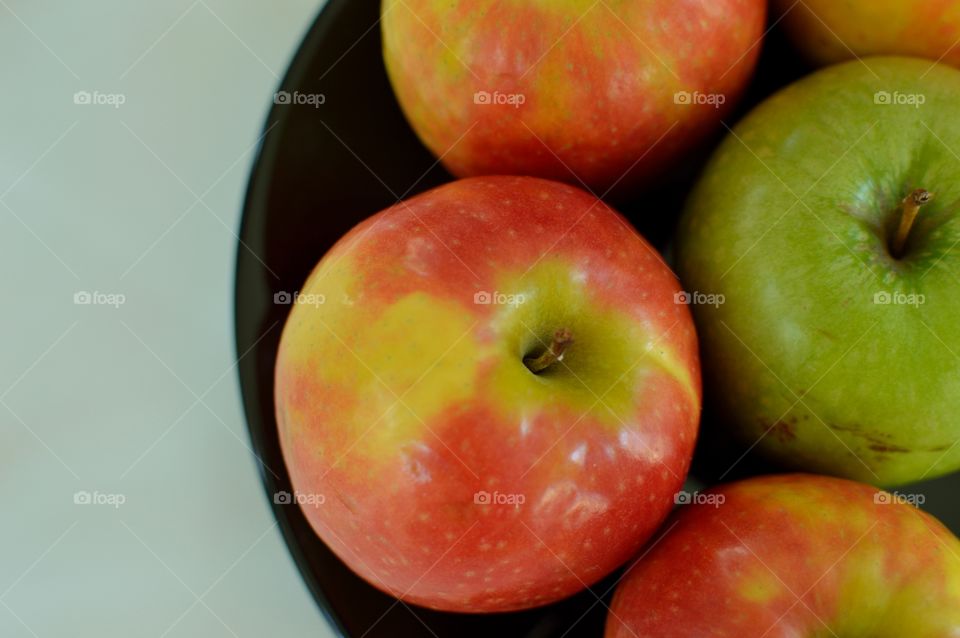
[381,0,765,197]
[607,474,960,638]
[275,176,701,612]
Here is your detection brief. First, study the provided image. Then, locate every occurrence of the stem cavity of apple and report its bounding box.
[891,188,933,258]
[524,328,573,374]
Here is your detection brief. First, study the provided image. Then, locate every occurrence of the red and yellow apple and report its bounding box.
[607,474,960,637]
[381,0,766,197]
[274,176,700,612]
[774,0,960,68]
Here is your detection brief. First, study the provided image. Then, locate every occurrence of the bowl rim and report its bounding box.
[234,0,351,635]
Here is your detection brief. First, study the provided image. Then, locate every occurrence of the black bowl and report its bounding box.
[235,2,960,636]
[234,0,612,634]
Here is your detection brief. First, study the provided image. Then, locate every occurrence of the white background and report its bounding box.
[1,1,337,636]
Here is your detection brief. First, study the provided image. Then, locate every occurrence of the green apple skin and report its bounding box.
[606,474,960,638]
[676,57,960,487]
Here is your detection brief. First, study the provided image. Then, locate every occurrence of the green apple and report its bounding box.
[676,57,960,486]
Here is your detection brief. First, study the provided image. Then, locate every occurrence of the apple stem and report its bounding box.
[891,188,933,258]
[524,328,573,374]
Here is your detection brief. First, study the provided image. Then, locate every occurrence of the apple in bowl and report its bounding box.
[676,57,960,486]
[274,175,700,612]
[773,0,960,69]
[381,0,766,198]
[607,474,960,637]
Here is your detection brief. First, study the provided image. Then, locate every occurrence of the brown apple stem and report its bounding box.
[891,188,933,258]
[524,328,573,374]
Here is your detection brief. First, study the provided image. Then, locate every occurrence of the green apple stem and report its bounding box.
[524,328,573,374]
[891,188,933,258]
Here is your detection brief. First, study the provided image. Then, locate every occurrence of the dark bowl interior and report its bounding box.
[235,1,960,636]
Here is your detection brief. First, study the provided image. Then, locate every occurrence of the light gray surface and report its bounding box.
[1,1,336,636]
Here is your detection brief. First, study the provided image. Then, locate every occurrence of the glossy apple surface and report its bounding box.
[274,176,700,612]
[676,57,960,486]
[774,0,960,68]
[381,0,765,198]
[607,474,960,637]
